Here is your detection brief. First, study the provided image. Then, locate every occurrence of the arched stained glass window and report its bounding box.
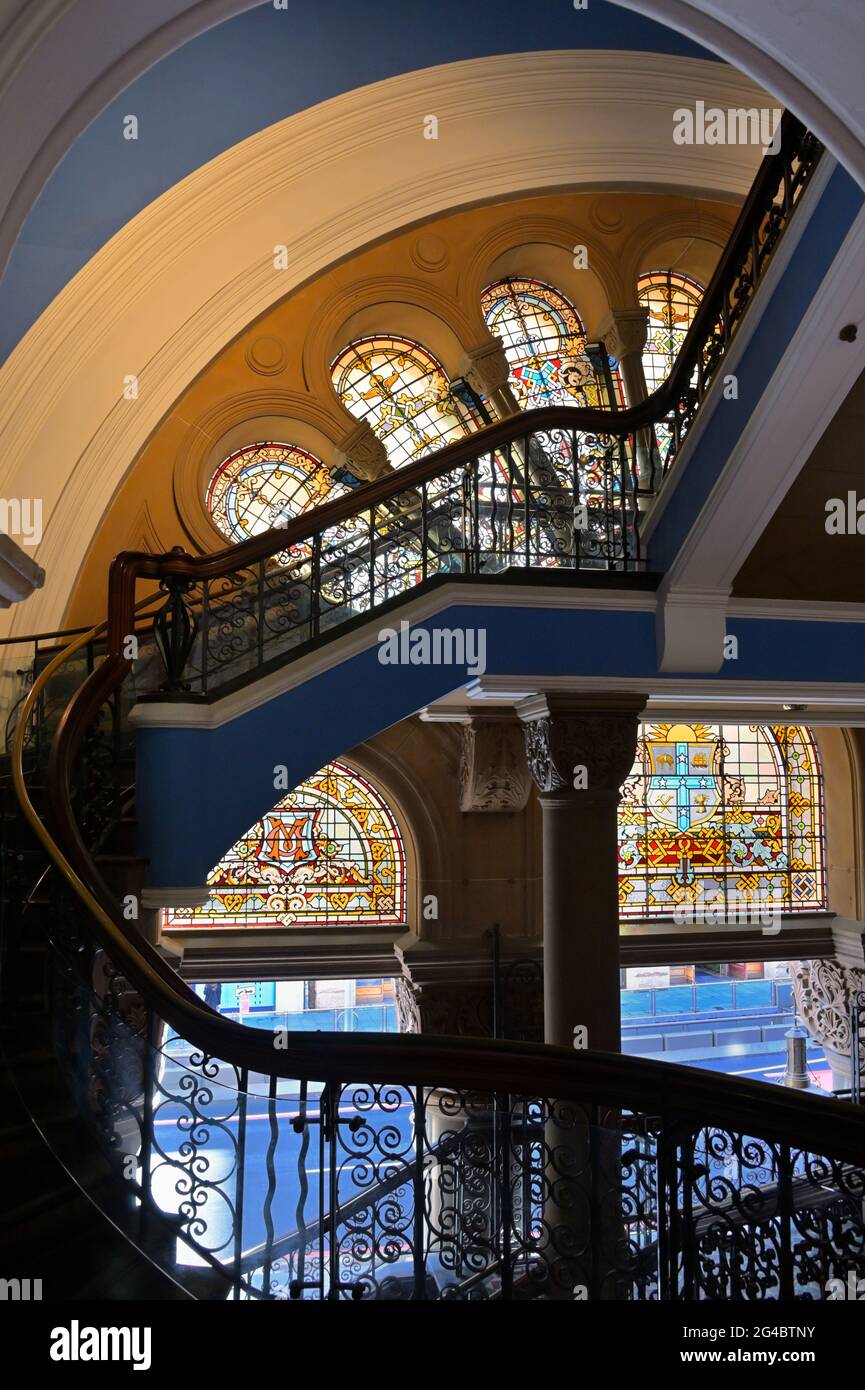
[163,761,406,929]
[481,276,624,411]
[618,723,825,920]
[206,442,352,544]
[331,336,471,469]
[637,270,704,393]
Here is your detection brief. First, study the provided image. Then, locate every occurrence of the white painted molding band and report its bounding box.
[465,674,865,726]
[141,886,211,910]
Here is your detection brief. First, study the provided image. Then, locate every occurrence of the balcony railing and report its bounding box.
[86,112,822,701]
[5,112,858,1303]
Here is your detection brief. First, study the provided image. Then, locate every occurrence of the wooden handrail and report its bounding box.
[19,597,865,1163]
[16,111,857,1165]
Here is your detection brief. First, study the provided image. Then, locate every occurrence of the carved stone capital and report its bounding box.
[396,938,542,1040]
[459,338,511,398]
[518,693,645,797]
[598,308,649,361]
[335,418,390,480]
[459,715,532,812]
[792,958,865,1058]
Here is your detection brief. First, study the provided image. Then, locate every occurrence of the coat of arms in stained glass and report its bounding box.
[163,761,406,929]
[619,723,825,919]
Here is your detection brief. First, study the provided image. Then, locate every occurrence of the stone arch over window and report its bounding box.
[618,723,826,920]
[481,275,624,411]
[163,760,408,930]
[330,335,478,469]
[637,269,705,392]
[205,440,355,544]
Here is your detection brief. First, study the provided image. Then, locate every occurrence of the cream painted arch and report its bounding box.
[302,277,477,410]
[618,210,732,303]
[0,50,771,638]
[462,216,621,340]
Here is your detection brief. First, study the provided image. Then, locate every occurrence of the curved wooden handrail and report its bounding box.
[22,531,865,1163]
[17,110,858,1165]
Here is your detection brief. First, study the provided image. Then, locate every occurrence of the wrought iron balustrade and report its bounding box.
[4,110,855,1305]
[26,908,865,1302]
[81,112,822,702]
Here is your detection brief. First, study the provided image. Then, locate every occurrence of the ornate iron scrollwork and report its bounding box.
[153,566,200,693]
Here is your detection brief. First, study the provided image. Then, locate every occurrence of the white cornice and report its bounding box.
[0,50,770,641]
[464,674,865,725]
[729,598,865,624]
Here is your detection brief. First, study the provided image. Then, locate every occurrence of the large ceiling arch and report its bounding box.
[0,0,714,362]
[0,50,770,640]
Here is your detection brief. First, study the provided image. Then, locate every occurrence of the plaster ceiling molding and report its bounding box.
[172,394,344,553]
[589,195,626,234]
[0,50,772,638]
[410,233,450,273]
[618,208,734,297]
[460,213,630,333]
[125,499,165,556]
[244,333,288,376]
[303,275,477,403]
[610,0,865,192]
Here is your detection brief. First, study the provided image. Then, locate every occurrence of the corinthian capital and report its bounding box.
[518,692,645,797]
[460,338,511,398]
[598,308,649,361]
[335,419,390,480]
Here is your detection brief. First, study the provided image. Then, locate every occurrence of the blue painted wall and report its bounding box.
[1,0,713,362]
[135,600,865,887]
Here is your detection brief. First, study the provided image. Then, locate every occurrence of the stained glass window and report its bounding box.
[163,760,406,929]
[331,336,471,469]
[207,442,353,544]
[481,276,624,410]
[618,723,825,919]
[638,270,704,392]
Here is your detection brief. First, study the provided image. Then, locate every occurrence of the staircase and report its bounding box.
[5,114,863,1303]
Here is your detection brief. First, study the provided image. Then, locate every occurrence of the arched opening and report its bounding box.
[481,275,624,410]
[205,441,354,544]
[163,759,408,930]
[330,335,480,468]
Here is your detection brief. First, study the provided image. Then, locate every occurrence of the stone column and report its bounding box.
[598,309,654,493]
[519,693,645,1053]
